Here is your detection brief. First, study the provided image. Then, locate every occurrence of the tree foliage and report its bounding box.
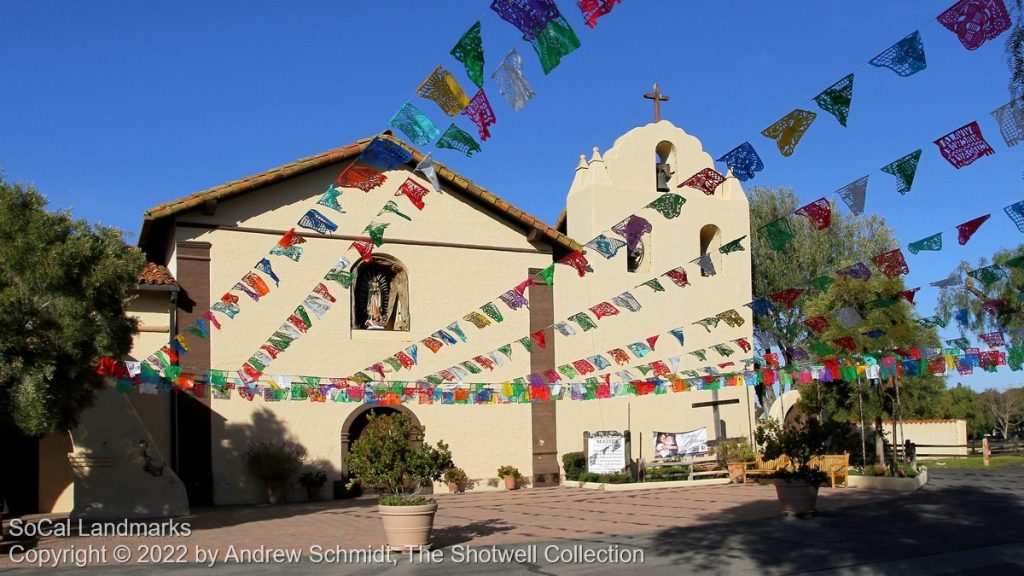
[750,187,948,431]
[1007,0,1024,98]
[345,412,453,502]
[936,245,1024,344]
[935,383,992,438]
[0,179,145,436]
[979,387,1024,439]
[750,186,940,361]
[754,416,857,484]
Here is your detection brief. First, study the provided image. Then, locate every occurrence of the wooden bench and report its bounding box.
[744,454,849,487]
[742,455,790,484]
[810,454,850,488]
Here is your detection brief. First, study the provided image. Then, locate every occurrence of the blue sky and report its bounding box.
[1,1,1021,390]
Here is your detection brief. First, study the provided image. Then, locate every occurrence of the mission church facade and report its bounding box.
[33,119,757,514]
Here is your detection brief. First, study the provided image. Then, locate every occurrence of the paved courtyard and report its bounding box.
[2,466,1023,575]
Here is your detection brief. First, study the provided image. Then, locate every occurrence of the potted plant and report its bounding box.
[299,469,328,501]
[346,412,452,550]
[754,417,834,517]
[497,465,521,490]
[716,438,755,484]
[245,440,306,504]
[443,467,472,494]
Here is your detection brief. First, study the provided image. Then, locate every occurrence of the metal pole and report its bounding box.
[857,376,867,467]
[746,385,755,449]
[711,388,721,444]
[890,381,898,474]
[816,379,823,422]
[777,377,785,426]
[895,376,905,453]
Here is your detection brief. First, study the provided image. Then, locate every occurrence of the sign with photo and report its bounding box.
[652,428,709,460]
[586,431,627,474]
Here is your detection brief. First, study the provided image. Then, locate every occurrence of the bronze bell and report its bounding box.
[656,162,672,192]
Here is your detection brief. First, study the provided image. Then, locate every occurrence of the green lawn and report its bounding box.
[921,455,1024,469]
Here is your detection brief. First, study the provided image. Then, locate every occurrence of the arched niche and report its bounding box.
[351,254,410,331]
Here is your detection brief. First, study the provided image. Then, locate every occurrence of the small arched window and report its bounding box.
[699,224,721,277]
[353,255,410,331]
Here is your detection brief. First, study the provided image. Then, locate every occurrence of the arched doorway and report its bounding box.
[339,404,422,483]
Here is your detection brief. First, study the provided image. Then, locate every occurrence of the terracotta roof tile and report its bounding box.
[137,263,177,286]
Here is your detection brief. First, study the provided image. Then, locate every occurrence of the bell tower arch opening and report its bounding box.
[655,140,676,192]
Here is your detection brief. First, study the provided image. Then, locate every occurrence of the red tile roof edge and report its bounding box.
[136,262,178,287]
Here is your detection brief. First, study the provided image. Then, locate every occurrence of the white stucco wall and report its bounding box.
[884,419,969,457]
[556,121,756,471]
[128,121,757,504]
[126,290,174,467]
[159,158,548,504]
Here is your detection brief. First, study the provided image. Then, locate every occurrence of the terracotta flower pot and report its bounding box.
[306,485,322,501]
[772,479,819,517]
[378,502,439,550]
[447,481,460,494]
[727,461,746,484]
[502,475,518,490]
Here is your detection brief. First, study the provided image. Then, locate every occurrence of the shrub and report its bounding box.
[755,418,836,485]
[715,438,755,465]
[346,412,453,504]
[562,451,586,480]
[443,467,473,491]
[601,472,633,484]
[299,470,327,488]
[577,472,633,484]
[497,465,521,478]
[245,441,306,484]
[851,462,918,478]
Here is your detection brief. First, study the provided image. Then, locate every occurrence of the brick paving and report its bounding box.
[0,482,905,568]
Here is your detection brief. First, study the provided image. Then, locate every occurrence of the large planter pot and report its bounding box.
[447,481,460,494]
[265,481,286,505]
[502,475,518,490]
[305,485,322,501]
[772,479,819,517]
[378,502,439,550]
[727,462,746,484]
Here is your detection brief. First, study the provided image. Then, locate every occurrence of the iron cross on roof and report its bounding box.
[644,82,669,122]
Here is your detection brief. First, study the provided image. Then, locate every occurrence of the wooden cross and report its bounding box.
[644,82,670,122]
[692,396,740,444]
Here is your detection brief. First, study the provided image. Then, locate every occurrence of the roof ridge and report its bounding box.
[140,134,583,255]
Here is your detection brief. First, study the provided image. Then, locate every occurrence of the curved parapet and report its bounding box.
[765,389,803,423]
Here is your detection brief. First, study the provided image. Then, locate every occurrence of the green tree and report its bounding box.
[0,179,145,436]
[750,186,940,364]
[750,187,943,426]
[936,246,1024,344]
[935,383,992,438]
[346,412,453,503]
